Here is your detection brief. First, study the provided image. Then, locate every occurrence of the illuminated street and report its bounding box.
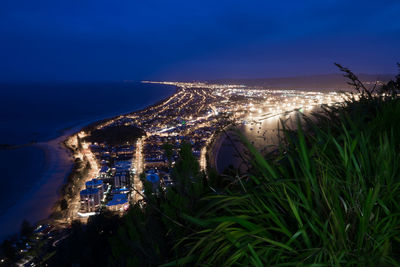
[67,81,349,221]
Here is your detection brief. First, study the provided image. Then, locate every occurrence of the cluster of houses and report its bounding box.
[142,126,215,186]
[77,87,227,215]
[78,123,216,215]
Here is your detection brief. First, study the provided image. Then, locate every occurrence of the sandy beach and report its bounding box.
[0,126,81,240]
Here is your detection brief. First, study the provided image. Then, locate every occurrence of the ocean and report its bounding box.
[216,110,309,173]
[216,116,283,173]
[0,82,176,240]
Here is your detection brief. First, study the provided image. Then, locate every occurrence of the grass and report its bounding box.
[176,95,400,266]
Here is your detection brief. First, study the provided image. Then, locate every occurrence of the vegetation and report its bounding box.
[173,64,400,265]
[46,142,216,266]
[120,64,400,265]
[20,220,34,238]
[48,148,92,221]
[108,142,209,266]
[49,211,121,266]
[84,125,146,146]
[7,64,399,266]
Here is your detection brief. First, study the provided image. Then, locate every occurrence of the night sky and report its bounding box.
[1,0,399,82]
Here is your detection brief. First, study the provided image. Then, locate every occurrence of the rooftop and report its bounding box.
[106,194,128,206]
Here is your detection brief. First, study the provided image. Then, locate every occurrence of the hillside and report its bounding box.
[212,73,395,90]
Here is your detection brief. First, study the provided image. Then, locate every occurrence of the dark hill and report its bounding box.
[84,125,145,146]
[211,73,395,90]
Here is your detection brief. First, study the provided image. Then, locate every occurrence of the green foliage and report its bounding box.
[51,211,121,266]
[380,63,400,98]
[1,239,17,262]
[173,65,400,266]
[49,64,400,266]
[20,220,34,238]
[162,143,174,166]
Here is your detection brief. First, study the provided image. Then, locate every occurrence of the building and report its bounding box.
[114,174,128,188]
[114,160,132,172]
[85,178,104,196]
[106,194,129,212]
[80,188,101,213]
[111,188,130,195]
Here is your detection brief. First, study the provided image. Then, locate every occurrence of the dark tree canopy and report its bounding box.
[20,220,33,238]
[84,125,146,146]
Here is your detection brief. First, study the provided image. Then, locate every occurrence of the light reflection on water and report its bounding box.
[216,107,316,173]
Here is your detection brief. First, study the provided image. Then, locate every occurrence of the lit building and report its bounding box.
[106,194,129,212]
[114,174,128,188]
[80,188,101,213]
[85,178,104,196]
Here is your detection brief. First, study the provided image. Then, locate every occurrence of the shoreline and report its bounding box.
[0,130,74,240]
[0,84,179,240]
[81,84,180,132]
[207,131,225,173]
[47,84,180,226]
[207,126,242,174]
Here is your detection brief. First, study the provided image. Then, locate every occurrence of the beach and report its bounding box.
[0,82,177,240]
[0,130,73,240]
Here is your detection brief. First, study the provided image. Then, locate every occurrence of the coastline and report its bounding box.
[81,84,180,132]
[0,130,74,240]
[0,84,179,240]
[47,84,181,226]
[206,131,225,172]
[207,126,244,174]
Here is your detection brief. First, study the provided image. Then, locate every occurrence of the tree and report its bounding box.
[108,142,213,266]
[1,239,16,261]
[380,62,400,98]
[20,220,33,238]
[162,143,174,167]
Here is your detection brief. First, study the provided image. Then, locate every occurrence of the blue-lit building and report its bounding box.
[80,188,101,213]
[114,174,128,189]
[85,178,104,196]
[106,194,129,212]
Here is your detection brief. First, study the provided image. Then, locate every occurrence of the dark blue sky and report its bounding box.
[1,0,399,82]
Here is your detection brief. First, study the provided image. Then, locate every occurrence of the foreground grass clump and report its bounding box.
[176,97,400,264]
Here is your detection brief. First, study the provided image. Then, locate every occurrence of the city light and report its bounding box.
[68,81,349,221]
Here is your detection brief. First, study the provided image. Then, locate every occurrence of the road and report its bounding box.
[132,137,144,202]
